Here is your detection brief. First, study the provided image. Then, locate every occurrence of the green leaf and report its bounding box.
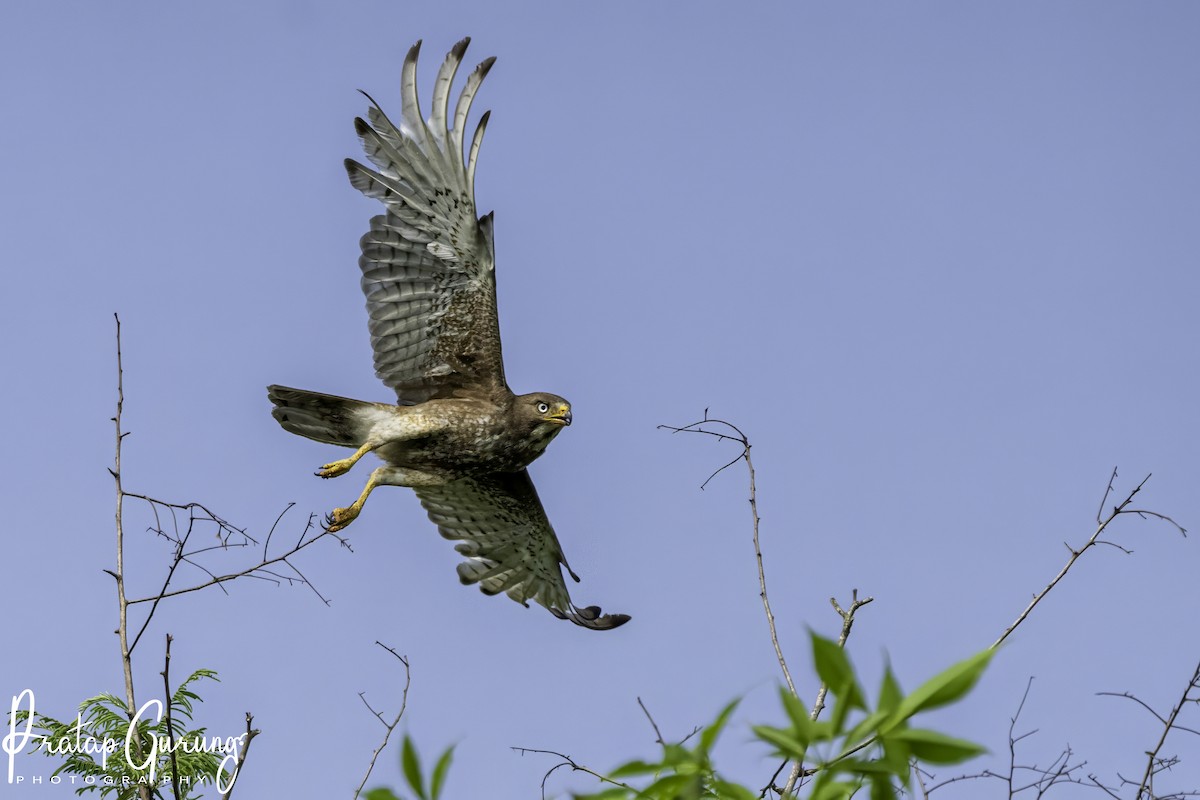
[699,698,741,754]
[661,743,690,767]
[429,744,454,800]
[608,759,664,779]
[842,708,888,751]
[641,772,700,798]
[573,788,631,800]
[892,649,992,721]
[828,686,854,737]
[869,775,898,800]
[779,687,810,729]
[810,779,860,800]
[364,789,401,800]
[877,666,902,714]
[810,633,856,702]
[886,728,987,765]
[876,737,911,777]
[751,725,808,758]
[401,735,426,800]
[711,778,760,800]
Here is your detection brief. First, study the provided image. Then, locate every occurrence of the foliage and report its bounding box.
[574,697,755,800]
[573,633,990,799]
[751,634,991,799]
[363,735,455,800]
[355,636,990,800]
[16,669,234,799]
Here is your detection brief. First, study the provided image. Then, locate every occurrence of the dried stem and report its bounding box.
[161,634,182,800]
[663,414,881,799]
[126,505,345,607]
[353,643,412,799]
[1100,660,1200,799]
[105,317,338,797]
[660,414,797,696]
[777,591,874,797]
[917,678,1093,795]
[109,314,153,800]
[221,713,259,800]
[637,697,666,746]
[511,747,633,800]
[993,468,1185,650]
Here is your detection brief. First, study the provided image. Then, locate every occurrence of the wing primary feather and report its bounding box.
[467,109,490,200]
[400,40,435,153]
[353,117,436,196]
[451,56,496,160]
[431,37,470,151]
[354,92,446,195]
[478,212,496,267]
[344,159,423,209]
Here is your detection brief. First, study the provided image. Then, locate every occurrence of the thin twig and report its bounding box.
[920,678,1091,796]
[109,315,153,800]
[161,634,182,800]
[353,643,412,799]
[662,415,882,799]
[778,591,874,797]
[992,469,1182,650]
[220,713,259,800]
[637,697,666,746]
[661,415,797,696]
[128,517,345,606]
[1129,660,1200,800]
[809,592,875,721]
[511,747,634,800]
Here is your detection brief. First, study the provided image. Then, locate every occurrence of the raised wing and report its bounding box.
[415,470,630,631]
[345,38,506,404]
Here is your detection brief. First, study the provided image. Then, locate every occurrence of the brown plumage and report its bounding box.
[267,38,628,631]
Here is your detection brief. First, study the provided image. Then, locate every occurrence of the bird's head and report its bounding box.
[517,392,572,442]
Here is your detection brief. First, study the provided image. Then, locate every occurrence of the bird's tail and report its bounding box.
[267,385,376,447]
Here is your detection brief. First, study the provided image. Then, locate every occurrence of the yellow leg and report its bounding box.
[323,466,445,533]
[316,442,373,479]
[325,470,381,532]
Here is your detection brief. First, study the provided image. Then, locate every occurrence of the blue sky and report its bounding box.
[3,2,1199,797]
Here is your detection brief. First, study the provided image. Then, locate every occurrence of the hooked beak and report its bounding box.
[549,404,572,426]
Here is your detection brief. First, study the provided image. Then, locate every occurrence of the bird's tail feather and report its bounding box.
[267,385,375,447]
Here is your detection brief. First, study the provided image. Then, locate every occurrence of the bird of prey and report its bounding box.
[268,38,629,631]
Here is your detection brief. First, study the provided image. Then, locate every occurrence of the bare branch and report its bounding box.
[221,713,259,800]
[127,507,346,607]
[511,747,633,800]
[770,591,875,797]
[1096,466,1119,525]
[663,416,885,798]
[661,415,797,697]
[1132,660,1200,800]
[992,470,1179,650]
[637,697,666,746]
[1097,691,1172,727]
[110,314,153,800]
[160,634,182,800]
[920,678,1092,796]
[353,643,412,800]
[805,592,875,725]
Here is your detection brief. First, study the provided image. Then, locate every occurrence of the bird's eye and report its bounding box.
[536,402,550,414]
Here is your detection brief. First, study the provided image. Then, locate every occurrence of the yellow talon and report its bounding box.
[323,470,382,532]
[317,458,355,478]
[316,442,373,478]
[324,505,360,532]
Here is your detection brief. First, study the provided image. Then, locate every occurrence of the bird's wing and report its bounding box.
[346,38,506,404]
[414,470,630,630]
